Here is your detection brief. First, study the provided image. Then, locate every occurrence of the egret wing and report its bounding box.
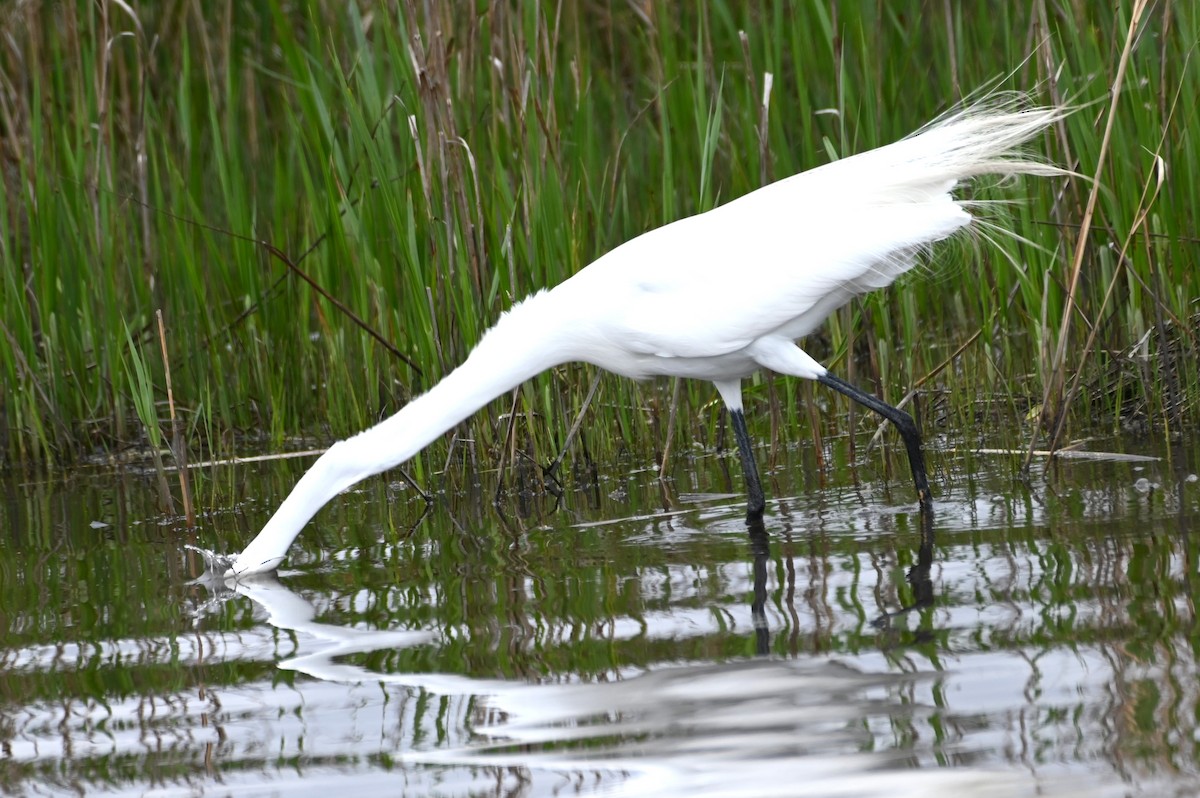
[576,170,966,360]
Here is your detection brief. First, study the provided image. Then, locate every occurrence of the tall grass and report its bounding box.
[1,1,1196,489]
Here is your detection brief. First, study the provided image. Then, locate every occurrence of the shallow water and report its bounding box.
[3,439,1200,797]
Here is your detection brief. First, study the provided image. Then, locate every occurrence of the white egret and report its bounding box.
[229,97,1064,576]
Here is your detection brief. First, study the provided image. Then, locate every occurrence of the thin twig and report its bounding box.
[1052,151,1168,462]
[546,370,602,478]
[494,388,522,505]
[658,377,682,489]
[157,309,194,528]
[58,177,422,375]
[1030,0,1148,472]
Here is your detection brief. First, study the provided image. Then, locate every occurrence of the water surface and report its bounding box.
[2,440,1199,796]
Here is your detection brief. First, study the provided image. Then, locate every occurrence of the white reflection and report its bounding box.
[406,658,1119,798]
[229,575,436,682]
[209,572,1121,798]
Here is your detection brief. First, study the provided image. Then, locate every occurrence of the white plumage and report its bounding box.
[228,97,1064,576]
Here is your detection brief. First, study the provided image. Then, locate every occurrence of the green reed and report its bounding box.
[1,1,1196,491]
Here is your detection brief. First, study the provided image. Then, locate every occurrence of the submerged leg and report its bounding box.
[817,371,932,509]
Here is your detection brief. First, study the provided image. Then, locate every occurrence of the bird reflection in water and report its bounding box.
[743,508,938,654]
[868,511,940,643]
[747,516,772,656]
[870,510,936,635]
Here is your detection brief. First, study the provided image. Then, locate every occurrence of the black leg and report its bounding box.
[730,408,766,518]
[816,372,932,509]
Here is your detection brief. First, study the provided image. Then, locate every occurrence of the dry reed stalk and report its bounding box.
[1030,0,1149,472]
[157,310,194,527]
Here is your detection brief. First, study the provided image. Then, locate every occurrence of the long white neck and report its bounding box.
[232,290,573,575]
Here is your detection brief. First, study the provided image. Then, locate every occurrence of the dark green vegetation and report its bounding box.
[2,1,1196,500]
